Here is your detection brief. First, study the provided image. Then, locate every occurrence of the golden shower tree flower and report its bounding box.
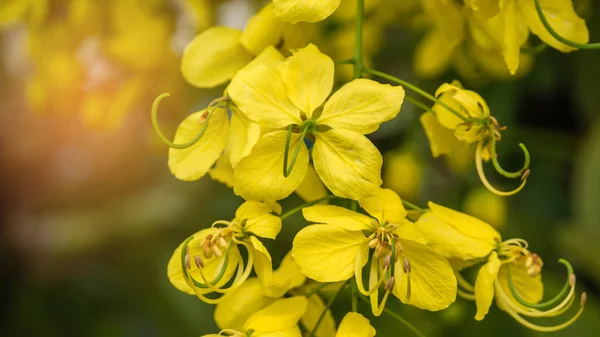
[292,188,456,315]
[203,296,307,337]
[229,44,405,201]
[415,201,586,331]
[272,0,341,24]
[167,201,292,303]
[420,80,531,196]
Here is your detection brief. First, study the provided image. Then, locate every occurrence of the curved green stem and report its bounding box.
[357,296,426,337]
[363,68,468,123]
[152,93,212,149]
[180,236,232,289]
[309,280,349,337]
[507,259,574,310]
[402,200,425,213]
[283,124,310,177]
[280,195,339,220]
[353,0,365,79]
[491,137,531,179]
[534,0,600,50]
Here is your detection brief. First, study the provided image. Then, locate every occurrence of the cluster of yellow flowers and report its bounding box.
[154,0,593,336]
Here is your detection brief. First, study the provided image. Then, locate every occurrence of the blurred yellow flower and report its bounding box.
[273,0,341,24]
[383,150,422,201]
[463,188,507,230]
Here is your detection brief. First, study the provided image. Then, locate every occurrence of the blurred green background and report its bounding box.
[1,0,599,336]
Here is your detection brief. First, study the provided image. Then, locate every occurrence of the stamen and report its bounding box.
[368,238,380,248]
[476,140,528,196]
[385,276,396,291]
[355,251,386,296]
[195,255,204,268]
[457,289,476,301]
[403,257,411,273]
[212,244,223,258]
[405,272,412,302]
[185,252,190,269]
[490,137,531,179]
[456,271,475,292]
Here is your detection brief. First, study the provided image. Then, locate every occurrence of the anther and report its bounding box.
[185,253,191,269]
[194,255,204,268]
[581,292,587,306]
[395,241,403,254]
[212,244,223,258]
[382,255,391,269]
[203,243,213,259]
[368,238,380,249]
[198,110,209,124]
[385,277,396,291]
[370,218,379,227]
[569,274,576,287]
[521,169,531,180]
[218,237,227,248]
[403,257,411,273]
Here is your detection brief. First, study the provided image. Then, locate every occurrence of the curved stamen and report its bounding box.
[212,220,231,228]
[476,140,528,196]
[369,258,391,317]
[457,289,476,301]
[456,271,475,292]
[490,137,531,179]
[152,93,223,149]
[355,249,386,296]
[508,259,574,310]
[180,236,232,290]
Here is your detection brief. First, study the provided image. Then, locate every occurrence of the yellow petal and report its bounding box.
[414,26,464,78]
[359,188,407,224]
[497,257,543,307]
[393,239,457,311]
[209,151,235,188]
[240,4,286,55]
[282,44,334,118]
[300,295,336,337]
[233,130,308,202]
[475,252,502,320]
[273,0,341,24]
[313,129,382,200]
[167,229,239,295]
[428,201,502,244]
[236,201,282,219]
[244,45,286,70]
[335,312,375,337]
[181,26,252,88]
[273,252,306,290]
[168,108,228,181]
[244,296,308,331]
[521,0,589,53]
[228,62,302,129]
[294,164,328,203]
[236,201,282,239]
[250,237,289,297]
[302,205,373,231]
[319,79,405,134]
[292,225,368,282]
[229,105,261,168]
[498,0,530,75]
[253,326,302,337]
[214,278,274,331]
[420,111,463,158]
[414,213,496,260]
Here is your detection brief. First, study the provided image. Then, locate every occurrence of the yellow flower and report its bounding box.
[229,44,405,201]
[214,253,337,337]
[382,149,422,201]
[167,201,292,303]
[273,0,341,24]
[181,3,315,88]
[415,201,586,330]
[292,189,456,314]
[203,296,307,337]
[336,312,375,337]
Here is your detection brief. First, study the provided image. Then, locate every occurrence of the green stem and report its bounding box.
[280,195,339,220]
[405,95,433,113]
[351,281,358,312]
[357,296,426,337]
[283,125,310,177]
[305,282,330,299]
[402,200,425,213]
[363,68,468,123]
[534,0,600,50]
[490,137,531,179]
[309,280,349,337]
[353,0,364,79]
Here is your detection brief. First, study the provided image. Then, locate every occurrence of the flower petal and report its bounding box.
[420,111,463,158]
[245,296,308,331]
[300,294,336,337]
[302,204,373,231]
[496,0,530,74]
[234,130,308,202]
[294,164,328,203]
[209,150,234,188]
[393,239,457,311]
[359,188,407,224]
[497,257,543,306]
[273,0,341,24]
[168,108,228,181]
[335,312,375,337]
[475,252,502,320]
[240,4,286,55]
[273,252,306,290]
[251,237,290,297]
[521,0,589,53]
[181,26,252,88]
[428,201,501,244]
[414,212,497,260]
[319,79,404,134]
[214,278,274,331]
[313,129,382,200]
[282,44,334,118]
[253,326,303,337]
[414,26,464,78]
[236,201,282,239]
[292,225,368,282]
[229,105,261,168]
[229,61,302,129]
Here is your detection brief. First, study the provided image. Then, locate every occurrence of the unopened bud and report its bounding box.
[385,277,395,291]
[581,292,587,306]
[368,238,380,249]
[382,255,391,269]
[212,244,223,258]
[194,255,204,268]
[570,274,576,287]
[218,237,227,248]
[185,253,190,269]
[403,257,411,273]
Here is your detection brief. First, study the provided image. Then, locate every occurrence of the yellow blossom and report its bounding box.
[167,201,292,303]
[336,312,376,337]
[292,189,456,314]
[273,0,341,24]
[229,44,404,201]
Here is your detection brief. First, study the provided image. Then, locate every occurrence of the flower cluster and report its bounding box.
[153,0,593,336]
